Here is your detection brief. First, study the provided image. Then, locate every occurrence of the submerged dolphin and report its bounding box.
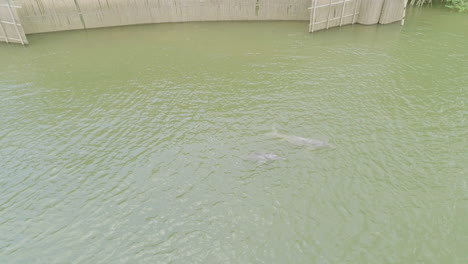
[248,152,286,163]
[269,128,332,148]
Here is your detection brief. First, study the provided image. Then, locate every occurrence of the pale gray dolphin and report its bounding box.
[247,152,286,163]
[269,127,333,148]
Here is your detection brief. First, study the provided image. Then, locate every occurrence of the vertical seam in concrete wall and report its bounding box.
[73,0,86,29]
[146,0,154,21]
[255,0,260,16]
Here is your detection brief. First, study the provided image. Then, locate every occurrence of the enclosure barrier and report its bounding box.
[308,0,360,33]
[1,0,408,45]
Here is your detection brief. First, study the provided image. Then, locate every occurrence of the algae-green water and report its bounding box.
[1,8,467,264]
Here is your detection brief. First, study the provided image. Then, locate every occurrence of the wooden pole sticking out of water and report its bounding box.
[402,0,409,25]
[340,0,347,26]
[311,0,318,32]
[326,0,332,29]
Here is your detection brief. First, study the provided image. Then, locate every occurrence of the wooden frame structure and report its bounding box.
[0,0,27,44]
[308,0,360,33]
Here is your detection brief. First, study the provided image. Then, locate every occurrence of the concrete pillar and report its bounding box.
[379,0,406,24]
[357,0,385,25]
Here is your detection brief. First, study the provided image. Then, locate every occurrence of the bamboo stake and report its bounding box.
[339,0,346,26]
[311,0,318,32]
[402,0,409,25]
[326,0,332,29]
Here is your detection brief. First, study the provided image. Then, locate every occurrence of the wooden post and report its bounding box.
[339,0,346,27]
[401,0,409,26]
[311,0,318,32]
[309,0,313,32]
[326,0,332,29]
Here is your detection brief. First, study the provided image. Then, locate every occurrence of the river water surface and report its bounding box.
[1,7,467,264]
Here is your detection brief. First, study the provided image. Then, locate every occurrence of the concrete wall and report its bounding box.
[16,0,312,34]
[1,0,407,44]
[358,0,407,25]
[380,0,407,24]
[358,0,385,25]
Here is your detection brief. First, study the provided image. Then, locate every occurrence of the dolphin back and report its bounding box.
[268,127,332,148]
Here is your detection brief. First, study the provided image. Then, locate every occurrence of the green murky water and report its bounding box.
[1,7,467,264]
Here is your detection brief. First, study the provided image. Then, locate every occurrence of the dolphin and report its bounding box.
[247,152,286,163]
[269,127,333,149]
